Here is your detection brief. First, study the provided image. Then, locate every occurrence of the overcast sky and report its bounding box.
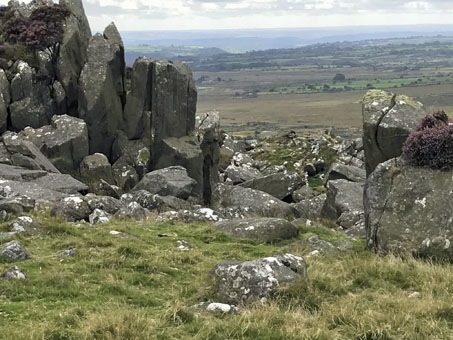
[1,0,453,31]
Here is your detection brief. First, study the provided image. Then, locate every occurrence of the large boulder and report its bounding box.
[240,172,304,201]
[50,196,91,222]
[212,184,296,220]
[56,0,92,112]
[78,23,125,158]
[20,115,89,174]
[292,193,326,220]
[215,218,299,243]
[132,166,196,200]
[362,90,426,176]
[9,61,53,131]
[0,240,30,262]
[365,158,453,260]
[324,162,366,184]
[225,164,262,184]
[211,254,308,304]
[321,179,364,221]
[79,153,115,194]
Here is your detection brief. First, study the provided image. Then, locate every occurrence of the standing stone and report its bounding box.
[365,158,453,260]
[362,90,426,176]
[56,0,92,112]
[78,23,125,158]
[0,69,9,133]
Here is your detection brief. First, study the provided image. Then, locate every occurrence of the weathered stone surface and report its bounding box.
[212,184,296,220]
[157,208,222,223]
[0,163,47,181]
[215,218,299,243]
[211,254,308,304]
[0,179,64,204]
[0,69,8,133]
[50,196,91,222]
[292,194,327,220]
[240,172,304,201]
[153,137,202,199]
[20,115,89,174]
[31,173,88,194]
[321,180,364,221]
[0,266,27,280]
[365,158,453,260]
[324,162,366,183]
[0,240,30,262]
[132,166,196,200]
[8,216,42,234]
[89,209,112,224]
[111,131,150,177]
[362,90,426,176]
[79,154,114,194]
[78,25,125,158]
[292,186,318,202]
[123,57,153,140]
[114,201,149,221]
[123,190,192,212]
[56,0,92,112]
[112,157,140,193]
[61,246,76,257]
[86,195,124,215]
[193,302,238,314]
[225,164,262,184]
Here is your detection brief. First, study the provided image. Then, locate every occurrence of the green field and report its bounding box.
[1,215,453,339]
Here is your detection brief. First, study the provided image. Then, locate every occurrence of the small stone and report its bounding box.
[89,209,112,224]
[193,302,239,314]
[61,247,76,257]
[177,240,193,251]
[0,266,27,280]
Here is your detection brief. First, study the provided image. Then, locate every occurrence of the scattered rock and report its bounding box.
[61,247,76,257]
[193,302,238,314]
[211,254,308,304]
[0,266,27,280]
[215,218,299,243]
[324,162,366,184]
[114,202,149,221]
[239,172,304,201]
[8,216,42,234]
[177,240,194,251]
[50,196,91,222]
[89,209,112,224]
[0,240,30,262]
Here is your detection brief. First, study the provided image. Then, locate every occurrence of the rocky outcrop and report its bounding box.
[212,184,296,220]
[132,166,196,200]
[211,254,308,304]
[78,23,125,158]
[20,115,89,174]
[362,90,426,176]
[365,158,453,260]
[56,0,92,113]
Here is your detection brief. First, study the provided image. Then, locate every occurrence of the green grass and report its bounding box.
[0,214,453,339]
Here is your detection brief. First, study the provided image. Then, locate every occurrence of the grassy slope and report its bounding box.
[1,215,452,340]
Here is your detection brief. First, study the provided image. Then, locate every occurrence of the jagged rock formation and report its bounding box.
[0,0,221,204]
[362,90,426,176]
[365,158,453,260]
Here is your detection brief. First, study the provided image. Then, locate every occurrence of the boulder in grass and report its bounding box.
[211,254,308,304]
[1,266,27,280]
[8,216,42,234]
[0,241,30,262]
[50,196,91,222]
[215,218,299,243]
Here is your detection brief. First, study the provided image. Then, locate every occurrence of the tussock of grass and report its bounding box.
[0,214,452,339]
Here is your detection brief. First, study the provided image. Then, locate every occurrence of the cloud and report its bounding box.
[0,0,452,30]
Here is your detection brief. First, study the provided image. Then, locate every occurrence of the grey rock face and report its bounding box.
[215,218,299,243]
[30,173,88,195]
[132,166,196,200]
[211,254,308,304]
[321,180,364,221]
[240,172,304,201]
[0,266,27,280]
[50,196,91,222]
[86,195,124,215]
[112,157,139,193]
[362,90,426,176]
[212,184,296,220]
[123,190,192,212]
[78,25,125,158]
[365,158,453,260]
[79,153,114,194]
[123,57,153,140]
[114,202,149,221]
[292,194,327,220]
[20,115,89,174]
[89,209,112,224]
[225,164,262,184]
[0,240,30,262]
[8,216,42,234]
[56,0,92,112]
[0,69,9,133]
[157,208,222,223]
[324,162,366,184]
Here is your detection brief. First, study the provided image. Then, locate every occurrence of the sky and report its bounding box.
[1,0,453,31]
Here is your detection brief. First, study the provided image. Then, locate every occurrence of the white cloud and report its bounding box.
[0,0,452,30]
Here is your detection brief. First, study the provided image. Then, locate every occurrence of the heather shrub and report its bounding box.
[402,112,453,169]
